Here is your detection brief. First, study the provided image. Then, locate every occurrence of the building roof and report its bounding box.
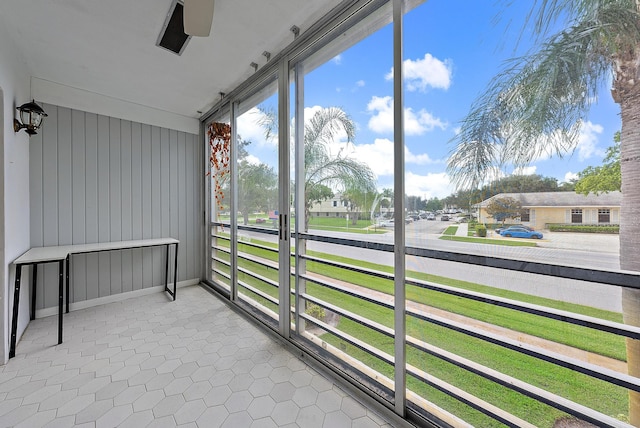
[475,191,622,208]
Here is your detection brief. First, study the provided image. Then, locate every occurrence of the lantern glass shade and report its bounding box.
[15,100,47,135]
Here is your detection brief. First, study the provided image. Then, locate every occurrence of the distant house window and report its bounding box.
[520,209,530,222]
[571,208,583,224]
[343,200,348,207]
[332,201,337,207]
[598,208,610,223]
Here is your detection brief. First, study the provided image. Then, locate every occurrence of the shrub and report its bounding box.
[547,224,619,234]
[306,303,326,321]
[476,224,487,237]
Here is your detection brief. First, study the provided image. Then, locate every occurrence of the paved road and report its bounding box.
[232,220,624,312]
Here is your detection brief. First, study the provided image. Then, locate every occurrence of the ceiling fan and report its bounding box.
[183,0,215,37]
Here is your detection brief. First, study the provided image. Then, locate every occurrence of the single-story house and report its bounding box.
[309,193,352,218]
[475,191,622,230]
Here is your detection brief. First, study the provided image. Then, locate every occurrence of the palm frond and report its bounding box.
[448,0,640,190]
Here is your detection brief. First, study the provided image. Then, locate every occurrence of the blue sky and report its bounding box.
[238,1,621,200]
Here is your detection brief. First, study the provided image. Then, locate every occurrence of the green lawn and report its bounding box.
[439,234,538,247]
[442,225,458,235]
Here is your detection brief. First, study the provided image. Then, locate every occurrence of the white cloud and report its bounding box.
[349,138,437,177]
[367,97,394,134]
[576,121,605,161]
[405,146,436,165]
[512,166,537,175]
[405,171,453,199]
[351,138,395,175]
[244,154,261,165]
[351,80,365,92]
[236,107,275,147]
[367,96,447,136]
[564,171,579,182]
[386,53,453,92]
[332,55,342,65]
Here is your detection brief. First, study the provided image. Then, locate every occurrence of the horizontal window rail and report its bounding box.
[405,246,638,289]
[405,277,640,340]
[406,365,535,428]
[406,337,629,428]
[238,280,279,306]
[407,306,640,393]
[298,311,395,367]
[296,232,640,288]
[300,251,640,340]
[211,221,279,236]
[302,293,394,338]
[299,272,393,309]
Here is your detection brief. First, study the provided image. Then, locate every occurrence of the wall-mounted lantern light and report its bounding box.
[14,100,47,136]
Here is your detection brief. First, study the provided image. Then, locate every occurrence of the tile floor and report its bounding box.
[1,285,396,427]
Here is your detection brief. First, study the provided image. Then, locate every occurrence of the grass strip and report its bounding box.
[442,226,458,235]
[439,235,537,246]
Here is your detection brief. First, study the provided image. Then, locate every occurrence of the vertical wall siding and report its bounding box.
[29,104,202,310]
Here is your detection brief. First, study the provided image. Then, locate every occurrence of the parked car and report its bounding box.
[255,218,266,223]
[405,217,414,224]
[440,215,450,221]
[419,213,429,220]
[426,213,436,220]
[409,214,420,221]
[499,226,543,239]
[379,219,394,227]
[495,224,533,234]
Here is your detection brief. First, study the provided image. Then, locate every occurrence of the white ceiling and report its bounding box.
[0,0,343,119]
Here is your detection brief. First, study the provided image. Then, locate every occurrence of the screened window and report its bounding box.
[598,208,610,223]
[571,208,583,223]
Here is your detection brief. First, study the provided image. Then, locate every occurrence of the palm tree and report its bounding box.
[446,1,640,422]
[301,107,376,230]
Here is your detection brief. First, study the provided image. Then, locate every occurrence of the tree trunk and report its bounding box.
[619,86,640,426]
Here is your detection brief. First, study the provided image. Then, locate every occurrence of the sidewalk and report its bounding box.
[538,231,619,253]
[455,222,468,236]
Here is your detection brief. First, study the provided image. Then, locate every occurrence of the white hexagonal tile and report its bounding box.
[248,377,275,398]
[271,401,299,426]
[183,381,213,401]
[224,390,253,413]
[316,390,342,413]
[197,405,229,426]
[293,385,319,408]
[296,404,325,428]
[247,395,276,419]
[324,410,352,427]
[203,385,233,407]
[174,399,207,424]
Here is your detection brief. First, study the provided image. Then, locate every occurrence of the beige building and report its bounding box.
[309,193,351,218]
[475,191,621,230]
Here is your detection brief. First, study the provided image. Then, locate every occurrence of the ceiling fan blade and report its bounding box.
[183,0,214,37]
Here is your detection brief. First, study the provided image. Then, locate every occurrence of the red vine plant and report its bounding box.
[207,122,231,211]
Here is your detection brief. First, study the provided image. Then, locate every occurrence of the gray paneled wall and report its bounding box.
[29,104,202,310]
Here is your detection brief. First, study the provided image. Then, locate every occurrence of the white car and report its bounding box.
[379,219,395,227]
